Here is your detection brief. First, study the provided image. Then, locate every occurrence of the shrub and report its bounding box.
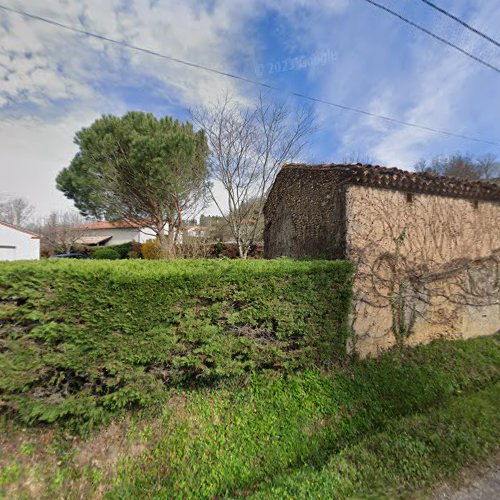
[92,247,120,260]
[141,239,164,259]
[207,242,262,259]
[0,259,352,430]
[93,242,143,259]
[106,242,133,259]
[128,241,143,259]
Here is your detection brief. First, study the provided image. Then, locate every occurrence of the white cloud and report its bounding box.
[0,110,97,215]
[314,0,500,168]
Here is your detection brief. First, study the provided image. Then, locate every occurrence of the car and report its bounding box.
[51,253,90,259]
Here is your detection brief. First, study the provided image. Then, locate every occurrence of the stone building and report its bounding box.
[264,163,500,356]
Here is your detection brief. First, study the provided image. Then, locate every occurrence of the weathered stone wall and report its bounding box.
[264,168,347,259]
[345,185,500,356]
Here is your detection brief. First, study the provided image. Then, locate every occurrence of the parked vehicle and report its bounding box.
[51,253,90,259]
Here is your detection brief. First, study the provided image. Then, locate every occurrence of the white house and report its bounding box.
[76,220,161,246]
[76,220,209,247]
[183,225,208,238]
[0,221,40,261]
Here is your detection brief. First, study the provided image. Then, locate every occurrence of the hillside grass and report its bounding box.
[0,259,352,431]
[1,335,499,498]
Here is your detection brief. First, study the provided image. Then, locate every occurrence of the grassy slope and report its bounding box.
[1,335,498,498]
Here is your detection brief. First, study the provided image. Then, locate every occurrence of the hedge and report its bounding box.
[0,259,352,429]
[91,247,121,260]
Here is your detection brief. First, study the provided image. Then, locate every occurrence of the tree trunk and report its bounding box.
[157,227,174,258]
[238,239,247,259]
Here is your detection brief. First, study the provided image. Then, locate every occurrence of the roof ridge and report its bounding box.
[0,220,40,238]
[280,163,500,201]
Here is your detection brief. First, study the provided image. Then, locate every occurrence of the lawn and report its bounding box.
[1,335,498,498]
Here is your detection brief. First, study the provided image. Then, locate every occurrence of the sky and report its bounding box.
[1,0,500,219]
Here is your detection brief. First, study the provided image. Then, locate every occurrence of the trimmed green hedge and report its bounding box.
[0,259,352,429]
[91,247,120,259]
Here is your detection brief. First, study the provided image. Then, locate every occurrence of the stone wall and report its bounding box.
[264,168,347,259]
[345,185,500,356]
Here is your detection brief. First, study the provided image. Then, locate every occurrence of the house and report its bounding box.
[182,225,208,239]
[77,221,162,246]
[0,220,40,261]
[77,221,209,247]
[264,163,500,356]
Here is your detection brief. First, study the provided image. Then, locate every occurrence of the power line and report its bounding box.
[417,0,500,49]
[360,0,500,75]
[0,3,499,147]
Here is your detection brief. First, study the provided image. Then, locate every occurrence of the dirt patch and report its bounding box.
[0,395,191,499]
[432,454,500,499]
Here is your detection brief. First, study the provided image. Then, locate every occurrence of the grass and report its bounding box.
[1,335,499,498]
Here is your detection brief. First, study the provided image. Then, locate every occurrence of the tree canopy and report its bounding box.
[56,112,209,252]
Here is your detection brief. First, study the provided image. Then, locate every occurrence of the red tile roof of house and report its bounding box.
[0,220,41,238]
[80,220,145,230]
[281,163,500,202]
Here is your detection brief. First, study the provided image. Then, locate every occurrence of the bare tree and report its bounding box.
[192,93,315,258]
[37,211,88,254]
[414,153,500,180]
[341,151,375,165]
[0,196,34,226]
[476,153,500,180]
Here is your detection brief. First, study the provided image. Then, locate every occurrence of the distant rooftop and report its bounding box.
[80,220,145,230]
[280,163,500,202]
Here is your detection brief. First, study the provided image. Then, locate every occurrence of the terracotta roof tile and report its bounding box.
[281,163,500,202]
[80,220,144,230]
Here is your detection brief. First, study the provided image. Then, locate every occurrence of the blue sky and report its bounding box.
[1,0,499,216]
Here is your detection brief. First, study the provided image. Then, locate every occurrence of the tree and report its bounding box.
[341,151,375,165]
[56,112,209,255]
[192,93,315,258]
[0,197,34,226]
[37,211,88,254]
[414,153,500,180]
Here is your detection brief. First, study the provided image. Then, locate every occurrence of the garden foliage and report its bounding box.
[0,259,352,429]
[91,248,120,260]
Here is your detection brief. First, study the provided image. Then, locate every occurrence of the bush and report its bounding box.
[0,259,353,430]
[105,242,133,259]
[98,242,143,259]
[207,242,263,259]
[92,247,120,260]
[128,241,143,259]
[141,239,164,259]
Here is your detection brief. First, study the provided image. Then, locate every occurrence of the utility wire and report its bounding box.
[360,0,500,75]
[0,3,499,147]
[417,0,500,49]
